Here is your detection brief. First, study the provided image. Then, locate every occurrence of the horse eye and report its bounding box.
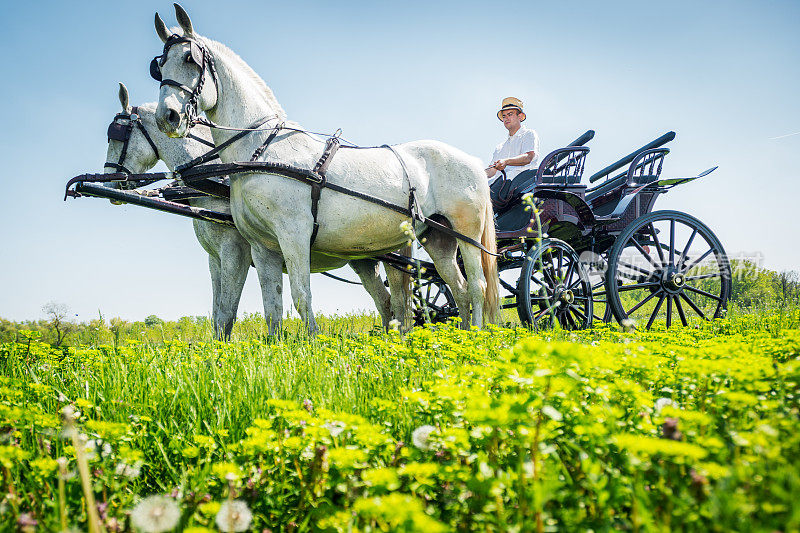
[185,52,194,64]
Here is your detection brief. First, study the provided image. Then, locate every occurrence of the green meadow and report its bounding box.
[1,306,798,532]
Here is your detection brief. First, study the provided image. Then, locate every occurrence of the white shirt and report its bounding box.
[487,126,540,185]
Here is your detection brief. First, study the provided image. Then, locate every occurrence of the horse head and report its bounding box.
[104,82,215,189]
[104,83,161,190]
[153,4,218,138]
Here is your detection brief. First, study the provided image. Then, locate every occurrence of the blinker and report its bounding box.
[150,56,163,82]
[107,122,131,142]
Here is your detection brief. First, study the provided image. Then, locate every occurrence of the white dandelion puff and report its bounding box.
[324,422,345,438]
[84,439,112,460]
[654,397,678,415]
[411,425,436,451]
[388,319,401,331]
[115,461,143,479]
[215,500,253,532]
[130,495,180,533]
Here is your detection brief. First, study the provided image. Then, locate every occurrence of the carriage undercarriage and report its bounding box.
[66,129,731,331]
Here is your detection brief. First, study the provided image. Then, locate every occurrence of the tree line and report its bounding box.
[1,260,798,348]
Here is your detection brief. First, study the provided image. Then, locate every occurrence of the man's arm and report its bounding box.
[493,151,536,171]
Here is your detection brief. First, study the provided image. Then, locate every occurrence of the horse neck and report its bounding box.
[202,47,298,161]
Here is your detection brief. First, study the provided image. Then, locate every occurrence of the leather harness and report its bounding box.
[108,33,498,255]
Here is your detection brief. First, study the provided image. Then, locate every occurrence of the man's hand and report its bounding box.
[493,159,508,171]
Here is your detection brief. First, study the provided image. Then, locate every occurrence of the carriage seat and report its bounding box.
[585,148,669,205]
[490,146,590,215]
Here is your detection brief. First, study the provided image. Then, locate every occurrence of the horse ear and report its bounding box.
[155,12,170,43]
[174,3,194,36]
[118,83,131,113]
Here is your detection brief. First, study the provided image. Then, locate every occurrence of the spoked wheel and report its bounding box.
[517,238,593,330]
[605,210,731,329]
[497,245,529,324]
[583,250,614,323]
[411,276,458,326]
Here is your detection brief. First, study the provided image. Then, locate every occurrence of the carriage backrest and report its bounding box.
[626,148,669,186]
[536,146,590,185]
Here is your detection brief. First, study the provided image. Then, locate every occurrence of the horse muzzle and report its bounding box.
[155,101,189,139]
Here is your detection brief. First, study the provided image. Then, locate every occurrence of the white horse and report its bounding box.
[152,5,498,331]
[104,83,404,338]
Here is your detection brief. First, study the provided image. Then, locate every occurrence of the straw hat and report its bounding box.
[497,97,526,121]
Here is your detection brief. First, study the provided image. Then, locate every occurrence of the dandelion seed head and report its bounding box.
[84,439,112,460]
[389,319,401,331]
[654,397,678,415]
[411,425,436,451]
[115,461,143,479]
[215,500,253,532]
[324,422,345,438]
[130,495,180,533]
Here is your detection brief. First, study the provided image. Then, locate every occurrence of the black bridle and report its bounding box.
[150,34,218,126]
[105,107,161,175]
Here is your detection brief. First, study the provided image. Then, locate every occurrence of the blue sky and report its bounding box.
[0,0,798,322]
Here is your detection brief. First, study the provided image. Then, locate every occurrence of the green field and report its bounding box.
[1,308,799,532]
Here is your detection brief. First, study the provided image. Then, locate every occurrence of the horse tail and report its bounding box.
[481,201,500,324]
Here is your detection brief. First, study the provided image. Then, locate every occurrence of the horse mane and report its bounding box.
[178,28,287,121]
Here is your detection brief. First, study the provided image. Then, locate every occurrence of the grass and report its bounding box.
[0,307,798,531]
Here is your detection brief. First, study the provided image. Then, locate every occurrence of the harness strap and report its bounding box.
[133,114,161,161]
[159,78,195,95]
[187,132,217,149]
[176,115,275,172]
[103,162,133,175]
[177,161,500,256]
[308,136,340,245]
[249,124,283,162]
[321,271,363,285]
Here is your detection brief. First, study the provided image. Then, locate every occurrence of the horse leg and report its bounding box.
[350,259,392,329]
[208,254,223,337]
[251,243,285,336]
[385,261,412,331]
[275,234,317,333]
[215,237,251,340]
[457,243,487,327]
[422,231,471,329]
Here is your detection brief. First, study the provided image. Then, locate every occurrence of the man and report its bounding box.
[486,97,539,185]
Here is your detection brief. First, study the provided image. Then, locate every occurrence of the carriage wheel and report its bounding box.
[411,276,458,326]
[517,239,593,330]
[605,210,731,329]
[583,250,614,323]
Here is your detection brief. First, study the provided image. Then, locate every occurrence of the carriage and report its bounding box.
[371,130,731,330]
[65,126,730,332]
